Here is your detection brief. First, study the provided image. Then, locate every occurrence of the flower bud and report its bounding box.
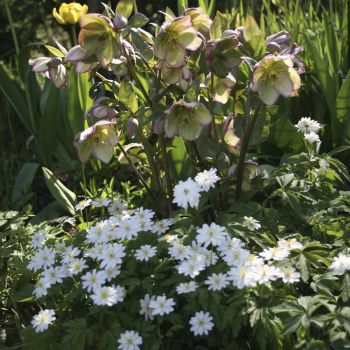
[113,14,128,29]
[153,119,165,135]
[126,117,139,138]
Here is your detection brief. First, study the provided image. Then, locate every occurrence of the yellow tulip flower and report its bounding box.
[53,2,88,25]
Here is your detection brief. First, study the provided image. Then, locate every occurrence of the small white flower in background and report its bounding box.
[68,258,87,275]
[133,207,155,221]
[91,285,124,306]
[117,330,142,350]
[92,197,111,207]
[152,218,175,235]
[100,243,126,269]
[196,223,227,247]
[27,246,56,271]
[202,249,219,266]
[108,198,126,215]
[222,247,250,267]
[135,245,157,262]
[31,309,56,333]
[304,131,320,144]
[168,241,191,261]
[245,254,264,267]
[253,264,281,284]
[189,311,214,336]
[31,230,46,248]
[42,266,65,285]
[75,198,92,211]
[116,217,141,240]
[33,278,49,298]
[81,269,107,292]
[228,266,257,289]
[176,281,198,294]
[278,238,303,251]
[205,273,229,291]
[55,241,66,254]
[149,295,175,316]
[260,246,290,261]
[295,117,321,134]
[194,168,220,191]
[61,246,80,264]
[173,178,201,209]
[278,267,300,283]
[177,256,206,278]
[85,220,112,244]
[104,266,121,281]
[0,328,6,342]
[217,237,243,255]
[243,216,261,231]
[330,253,350,275]
[139,294,155,321]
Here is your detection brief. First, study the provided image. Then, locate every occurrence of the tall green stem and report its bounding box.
[159,135,173,204]
[209,73,219,142]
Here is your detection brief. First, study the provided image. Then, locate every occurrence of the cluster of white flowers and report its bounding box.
[330,253,350,275]
[27,170,303,339]
[295,117,322,144]
[173,168,220,209]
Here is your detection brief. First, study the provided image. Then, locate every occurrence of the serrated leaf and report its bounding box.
[119,79,138,113]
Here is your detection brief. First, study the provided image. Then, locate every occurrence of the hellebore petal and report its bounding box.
[192,103,212,126]
[162,66,183,84]
[52,8,66,24]
[164,111,178,138]
[29,57,51,73]
[75,62,93,73]
[170,16,192,32]
[164,42,186,68]
[182,8,212,38]
[76,137,93,163]
[257,81,279,105]
[65,45,88,62]
[288,68,301,94]
[178,28,202,50]
[92,143,115,163]
[273,72,293,97]
[48,64,67,88]
[178,120,202,141]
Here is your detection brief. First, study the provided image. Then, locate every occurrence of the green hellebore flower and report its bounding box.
[164,100,211,141]
[205,37,242,78]
[182,8,212,38]
[251,55,301,105]
[78,14,121,67]
[154,16,203,69]
[74,120,118,163]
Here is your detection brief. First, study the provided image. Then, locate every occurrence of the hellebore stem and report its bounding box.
[116,142,155,200]
[159,135,173,207]
[71,25,78,46]
[209,73,219,143]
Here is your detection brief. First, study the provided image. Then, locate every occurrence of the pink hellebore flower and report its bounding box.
[251,55,301,105]
[74,120,118,164]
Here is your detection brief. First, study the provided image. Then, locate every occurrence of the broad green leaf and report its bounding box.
[336,70,350,140]
[116,0,133,18]
[12,162,39,204]
[243,16,266,57]
[168,136,192,180]
[39,80,61,165]
[0,65,30,131]
[42,167,76,215]
[129,13,149,27]
[119,79,138,113]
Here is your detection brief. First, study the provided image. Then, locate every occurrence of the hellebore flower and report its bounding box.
[222,115,241,156]
[65,45,95,73]
[205,37,242,78]
[74,120,118,163]
[266,30,290,53]
[53,2,88,25]
[154,16,203,69]
[85,97,118,120]
[29,57,67,88]
[251,55,301,105]
[213,73,236,104]
[182,8,212,38]
[164,100,211,141]
[78,14,122,67]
